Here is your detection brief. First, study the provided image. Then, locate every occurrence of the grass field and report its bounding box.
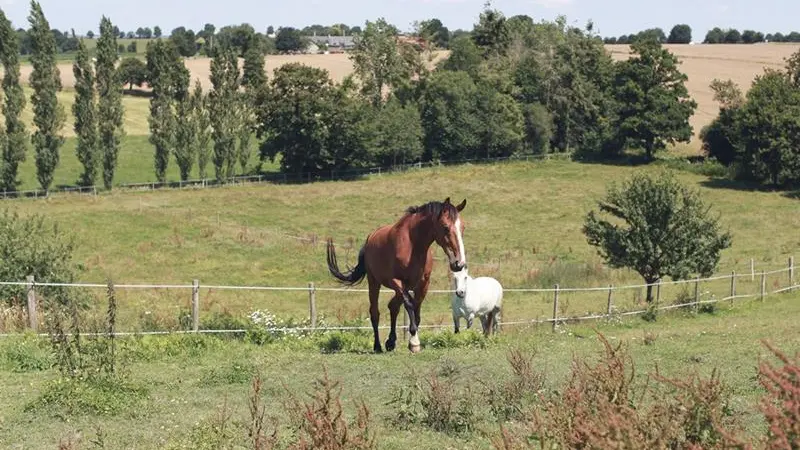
[1,290,798,449]
[3,159,799,331]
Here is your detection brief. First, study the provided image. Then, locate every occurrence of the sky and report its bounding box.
[0,0,798,40]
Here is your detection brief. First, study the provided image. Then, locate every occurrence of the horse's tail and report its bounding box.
[326,238,368,286]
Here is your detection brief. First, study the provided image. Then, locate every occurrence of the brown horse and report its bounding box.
[326,197,468,353]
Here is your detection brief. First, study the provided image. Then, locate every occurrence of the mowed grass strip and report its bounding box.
[5,159,800,328]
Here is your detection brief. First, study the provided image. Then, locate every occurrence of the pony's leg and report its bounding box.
[452,309,460,333]
[466,313,474,329]
[493,307,501,335]
[385,294,403,352]
[483,312,494,338]
[368,274,382,353]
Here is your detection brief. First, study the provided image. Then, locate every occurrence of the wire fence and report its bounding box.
[0,256,796,338]
[0,153,573,201]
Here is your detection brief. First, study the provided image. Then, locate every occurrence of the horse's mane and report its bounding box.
[404,201,458,219]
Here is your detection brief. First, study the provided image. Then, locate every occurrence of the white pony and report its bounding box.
[449,268,503,336]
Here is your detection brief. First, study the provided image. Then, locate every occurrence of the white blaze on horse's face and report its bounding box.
[454,217,466,268]
[452,268,468,298]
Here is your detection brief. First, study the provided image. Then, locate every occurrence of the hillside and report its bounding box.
[6,159,800,329]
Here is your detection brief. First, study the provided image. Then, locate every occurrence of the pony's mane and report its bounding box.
[404,201,459,219]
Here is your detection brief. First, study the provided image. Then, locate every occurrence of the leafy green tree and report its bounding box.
[417,18,450,48]
[72,39,99,186]
[736,70,800,187]
[418,70,482,161]
[634,28,666,43]
[174,94,197,181]
[613,39,697,160]
[96,16,125,190]
[0,9,28,192]
[146,39,187,182]
[169,26,197,57]
[274,27,306,53]
[700,79,744,165]
[724,29,742,43]
[28,0,65,192]
[471,2,510,57]
[0,209,82,307]
[704,27,725,44]
[259,63,369,175]
[667,24,692,44]
[514,20,617,155]
[368,97,424,166]
[153,26,162,38]
[476,87,524,158]
[522,102,554,154]
[236,92,256,174]
[350,18,413,107]
[192,81,212,179]
[583,171,732,303]
[241,35,267,91]
[439,35,482,78]
[117,57,148,91]
[209,45,240,181]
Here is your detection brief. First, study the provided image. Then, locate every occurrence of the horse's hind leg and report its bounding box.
[385,294,403,352]
[368,275,382,353]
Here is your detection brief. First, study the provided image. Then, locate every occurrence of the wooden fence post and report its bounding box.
[730,271,736,305]
[751,258,755,282]
[606,285,613,321]
[693,277,700,312]
[191,279,200,332]
[760,271,766,301]
[790,256,795,290]
[26,275,37,332]
[552,284,560,331]
[655,280,661,307]
[308,282,317,329]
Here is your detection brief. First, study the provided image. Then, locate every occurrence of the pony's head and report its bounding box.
[450,267,469,299]
[406,197,468,272]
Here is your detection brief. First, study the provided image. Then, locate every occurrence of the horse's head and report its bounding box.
[433,197,467,272]
[451,267,469,299]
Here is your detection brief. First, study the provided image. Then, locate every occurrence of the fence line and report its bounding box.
[0,153,572,201]
[2,281,797,338]
[0,265,792,293]
[1,256,796,338]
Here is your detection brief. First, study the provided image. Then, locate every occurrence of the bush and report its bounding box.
[0,210,83,308]
[492,333,745,449]
[758,340,800,448]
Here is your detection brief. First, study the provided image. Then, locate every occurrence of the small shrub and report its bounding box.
[1,334,53,372]
[642,303,659,322]
[164,398,246,450]
[200,361,258,386]
[421,329,487,349]
[316,331,372,354]
[758,340,800,449]
[418,370,477,434]
[248,374,279,450]
[284,366,376,450]
[26,376,148,416]
[484,347,546,421]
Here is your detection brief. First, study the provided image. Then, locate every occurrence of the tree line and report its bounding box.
[603,24,800,45]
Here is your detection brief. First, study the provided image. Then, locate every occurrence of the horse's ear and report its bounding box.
[443,197,451,205]
[456,199,467,212]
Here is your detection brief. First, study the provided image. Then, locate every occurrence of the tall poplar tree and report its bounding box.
[28,1,65,192]
[96,16,125,189]
[0,9,28,192]
[72,39,99,186]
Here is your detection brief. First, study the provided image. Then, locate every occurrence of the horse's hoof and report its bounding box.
[408,334,421,353]
[385,340,396,352]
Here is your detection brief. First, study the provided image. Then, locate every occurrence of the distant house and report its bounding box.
[307,35,356,54]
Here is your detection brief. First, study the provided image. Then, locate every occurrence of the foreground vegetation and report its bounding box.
[1,291,799,449]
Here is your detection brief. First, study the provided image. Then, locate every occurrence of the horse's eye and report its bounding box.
[443,226,450,233]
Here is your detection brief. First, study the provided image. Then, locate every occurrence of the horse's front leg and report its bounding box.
[385,294,403,352]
